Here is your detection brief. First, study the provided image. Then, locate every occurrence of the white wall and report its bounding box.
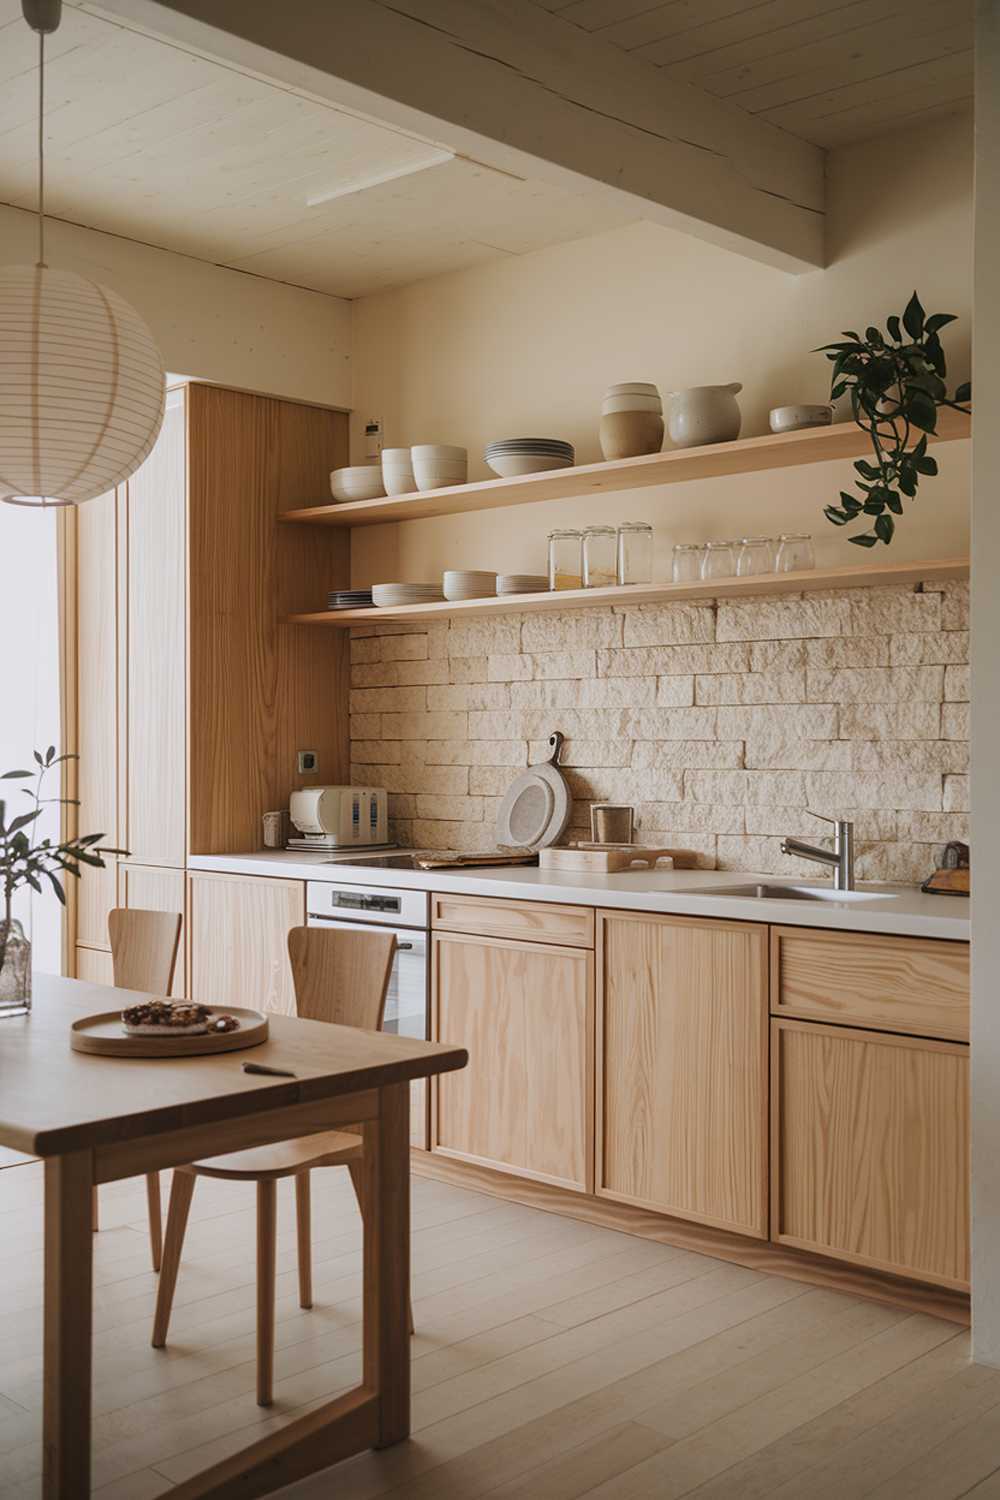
[0,204,353,408]
[350,112,972,587]
[972,0,1000,1366]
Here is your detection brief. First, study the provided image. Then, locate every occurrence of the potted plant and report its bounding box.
[818,292,971,547]
[1,746,123,1016]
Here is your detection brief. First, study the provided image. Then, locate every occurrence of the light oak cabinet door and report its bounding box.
[772,1019,970,1289]
[75,488,119,952]
[188,872,304,1016]
[118,863,187,997]
[75,946,115,986]
[597,911,768,1238]
[432,931,594,1191]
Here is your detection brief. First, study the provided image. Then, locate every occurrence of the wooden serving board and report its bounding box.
[70,1007,269,1058]
[538,845,676,874]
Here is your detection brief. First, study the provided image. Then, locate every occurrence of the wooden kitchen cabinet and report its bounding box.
[597,910,769,1238]
[771,1018,970,1289]
[188,872,304,1016]
[118,863,187,996]
[432,930,594,1191]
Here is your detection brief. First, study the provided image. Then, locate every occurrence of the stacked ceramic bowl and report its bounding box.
[372,582,445,607]
[330,465,386,502]
[497,573,548,596]
[443,570,497,601]
[411,445,468,492]
[599,383,664,460]
[485,438,575,478]
[381,447,416,496]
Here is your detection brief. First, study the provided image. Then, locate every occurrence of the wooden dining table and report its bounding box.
[0,975,468,1499]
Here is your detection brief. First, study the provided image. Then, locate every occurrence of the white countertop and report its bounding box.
[187,851,970,941]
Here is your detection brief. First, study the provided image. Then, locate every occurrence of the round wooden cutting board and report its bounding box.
[70,1007,269,1058]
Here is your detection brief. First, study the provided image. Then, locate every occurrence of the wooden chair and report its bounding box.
[151,925,403,1406]
[103,907,183,1271]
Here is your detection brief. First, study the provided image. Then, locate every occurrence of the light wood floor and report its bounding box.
[0,1160,997,1500]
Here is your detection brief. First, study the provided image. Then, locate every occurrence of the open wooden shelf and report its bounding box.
[280,410,971,529]
[286,557,969,627]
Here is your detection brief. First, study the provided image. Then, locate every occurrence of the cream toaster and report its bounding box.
[288,786,388,847]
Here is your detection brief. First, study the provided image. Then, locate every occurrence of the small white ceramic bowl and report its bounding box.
[330,465,386,502]
[411,444,467,462]
[412,457,468,491]
[601,394,663,415]
[486,453,575,478]
[605,382,659,396]
[381,448,415,496]
[769,404,834,433]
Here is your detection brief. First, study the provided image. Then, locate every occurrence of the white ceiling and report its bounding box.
[535,0,974,148]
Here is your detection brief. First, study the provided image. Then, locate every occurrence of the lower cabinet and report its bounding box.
[75,945,115,986]
[597,910,769,1239]
[432,930,594,1191]
[188,871,304,1016]
[118,862,187,996]
[771,1018,970,1289]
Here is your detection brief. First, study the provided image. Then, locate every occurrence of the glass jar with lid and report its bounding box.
[672,543,702,583]
[775,533,815,573]
[616,522,653,585]
[582,526,618,588]
[548,528,583,590]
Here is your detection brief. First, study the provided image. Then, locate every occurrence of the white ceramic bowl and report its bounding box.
[768,404,834,433]
[486,453,575,478]
[381,448,416,496]
[411,444,467,462]
[412,457,468,491]
[605,382,659,397]
[330,465,386,502]
[601,394,663,415]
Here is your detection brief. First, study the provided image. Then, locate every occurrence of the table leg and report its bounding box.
[43,1150,94,1499]
[362,1082,410,1448]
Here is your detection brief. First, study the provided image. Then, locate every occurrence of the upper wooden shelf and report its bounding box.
[286,557,969,627]
[280,409,971,529]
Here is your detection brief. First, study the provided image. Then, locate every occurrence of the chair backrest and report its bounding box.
[108,908,183,995]
[287,926,396,1030]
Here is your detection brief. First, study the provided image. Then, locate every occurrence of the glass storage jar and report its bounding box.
[582,526,618,588]
[775,533,815,572]
[735,537,775,576]
[548,528,583,590]
[671,543,702,583]
[700,540,736,580]
[616,522,653,585]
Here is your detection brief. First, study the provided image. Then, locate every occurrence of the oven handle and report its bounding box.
[307,914,422,950]
[396,941,414,950]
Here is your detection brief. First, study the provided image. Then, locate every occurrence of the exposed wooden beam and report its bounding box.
[79,0,826,272]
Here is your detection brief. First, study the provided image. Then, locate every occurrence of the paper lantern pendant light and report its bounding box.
[0,0,165,508]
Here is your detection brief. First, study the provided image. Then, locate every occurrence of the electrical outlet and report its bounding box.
[297,750,318,774]
[364,417,382,459]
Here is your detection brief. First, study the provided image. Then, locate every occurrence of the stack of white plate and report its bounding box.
[485,439,575,478]
[497,573,548,595]
[330,465,386,502]
[372,582,445,608]
[443,570,497,601]
[327,588,373,611]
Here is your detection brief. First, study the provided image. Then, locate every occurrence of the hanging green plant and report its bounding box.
[817,292,970,547]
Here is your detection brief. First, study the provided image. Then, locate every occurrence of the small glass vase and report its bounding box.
[0,919,31,1017]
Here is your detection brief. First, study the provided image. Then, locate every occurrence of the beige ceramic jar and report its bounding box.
[599,382,664,459]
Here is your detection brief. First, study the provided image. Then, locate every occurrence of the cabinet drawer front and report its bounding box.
[771,927,969,1041]
[431,892,594,948]
[772,1019,970,1289]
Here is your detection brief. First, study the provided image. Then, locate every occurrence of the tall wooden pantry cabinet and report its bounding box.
[72,381,350,994]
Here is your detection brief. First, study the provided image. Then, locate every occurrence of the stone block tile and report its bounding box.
[376,622,430,636]
[743,806,899,841]
[387,792,418,819]
[379,633,430,662]
[522,609,622,651]
[411,819,490,851]
[427,683,509,711]
[849,590,941,635]
[944,774,969,812]
[855,842,941,884]
[448,657,490,684]
[904,811,971,844]
[351,662,398,688]
[744,739,853,771]
[396,658,450,685]
[684,769,807,805]
[350,713,381,739]
[469,766,518,796]
[804,771,943,812]
[381,711,468,740]
[564,768,685,803]
[715,837,820,877]
[415,794,485,821]
[351,763,469,796]
[448,617,522,657]
[426,624,451,660]
[939,581,970,629]
[529,738,633,767]
[748,641,807,672]
[350,685,427,715]
[487,653,533,683]
[350,740,404,765]
[944,664,970,701]
[632,740,744,769]
[622,604,716,647]
[838,704,941,740]
[634,802,745,835]
[350,636,381,664]
[941,702,970,740]
[654,677,697,706]
[889,631,968,666]
[804,637,889,669]
[422,740,528,766]
[511,678,657,710]
[715,705,837,740]
[716,597,850,642]
[623,708,719,740]
[531,651,598,680]
[806,666,944,703]
[599,644,749,677]
[695,671,805,706]
[388,816,413,846]
[851,741,968,774]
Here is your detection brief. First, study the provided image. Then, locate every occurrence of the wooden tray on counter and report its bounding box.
[538,844,678,874]
[70,1007,269,1058]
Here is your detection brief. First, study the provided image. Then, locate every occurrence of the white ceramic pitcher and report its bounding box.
[667,383,742,448]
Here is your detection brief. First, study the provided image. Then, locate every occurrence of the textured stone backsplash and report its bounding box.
[349,580,969,884]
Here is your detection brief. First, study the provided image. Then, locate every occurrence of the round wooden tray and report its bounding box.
[70,1007,269,1058]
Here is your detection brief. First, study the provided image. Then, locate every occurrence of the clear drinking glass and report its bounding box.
[548,528,583,590]
[672,543,702,583]
[582,526,618,588]
[700,540,736,580]
[775,533,815,572]
[736,537,775,576]
[616,522,653,585]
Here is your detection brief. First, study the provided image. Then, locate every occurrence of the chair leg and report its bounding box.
[257,1180,277,1407]
[151,1171,196,1349]
[348,1160,414,1337]
[146,1171,163,1272]
[295,1171,313,1310]
[91,1185,99,1233]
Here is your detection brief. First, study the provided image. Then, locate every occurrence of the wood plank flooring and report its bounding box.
[0,1159,996,1499]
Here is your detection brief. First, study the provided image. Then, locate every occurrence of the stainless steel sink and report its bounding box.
[696,883,896,903]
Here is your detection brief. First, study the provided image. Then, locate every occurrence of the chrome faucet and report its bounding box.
[781,814,855,891]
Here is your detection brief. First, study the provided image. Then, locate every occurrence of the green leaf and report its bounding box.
[887,315,902,343]
[840,330,862,341]
[5,810,41,835]
[955,381,972,403]
[850,532,879,548]
[45,746,55,764]
[46,871,66,906]
[25,872,42,894]
[1,770,32,779]
[914,454,938,476]
[825,506,851,526]
[875,513,895,544]
[839,492,863,513]
[886,491,904,514]
[925,312,957,334]
[905,391,938,432]
[854,459,881,480]
[903,291,925,340]
[830,381,847,401]
[898,468,917,497]
[865,326,884,347]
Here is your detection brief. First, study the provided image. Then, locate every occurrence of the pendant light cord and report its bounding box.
[37,28,45,267]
